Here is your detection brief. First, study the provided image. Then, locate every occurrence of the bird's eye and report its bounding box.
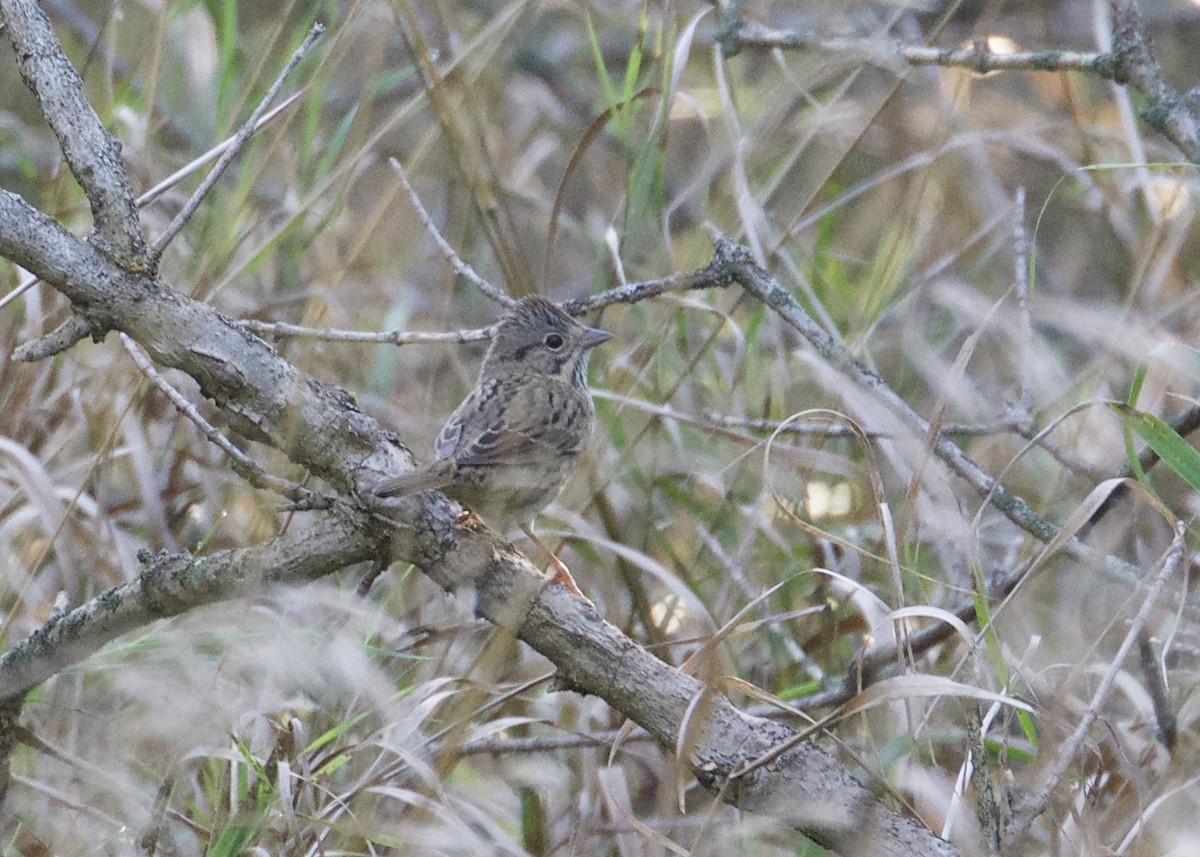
[544,333,565,350]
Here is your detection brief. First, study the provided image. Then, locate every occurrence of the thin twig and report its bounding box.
[0,92,304,314]
[147,23,325,263]
[243,234,737,344]
[1023,431,1110,482]
[1138,632,1176,750]
[720,236,1061,542]
[595,389,1024,441]
[119,333,323,505]
[0,271,40,313]
[459,728,654,756]
[1012,188,1033,417]
[724,17,1110,73]
[355,559,387,597]
[719,233,1154,589]
[241,318,496,345]
[784,556,1031,712]
[1006,520,1187,843]
[724,413,1020,438]
[722,4,1200,161]
[11,314,93,361]
[1107,0,1200,160]
[593,389,877,441]
[387,157,518,308]
[138,91,305,210]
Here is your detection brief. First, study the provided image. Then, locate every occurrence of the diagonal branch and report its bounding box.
[146,23,324,264]
[0,511,382,696]
[0,188,413,491]
[0,483,958,856]
[0,0,146,265]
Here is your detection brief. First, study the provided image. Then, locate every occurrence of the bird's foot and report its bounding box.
[546,554,593,606]
[522,525,594,607]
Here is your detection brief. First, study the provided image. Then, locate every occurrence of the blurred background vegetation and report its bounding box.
[3,0,1200,854]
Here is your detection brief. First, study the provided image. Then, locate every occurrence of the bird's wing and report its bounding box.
[433,379,492,460]
[446,382,589,469]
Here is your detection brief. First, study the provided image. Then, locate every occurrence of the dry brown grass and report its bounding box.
[4,1,1200,854]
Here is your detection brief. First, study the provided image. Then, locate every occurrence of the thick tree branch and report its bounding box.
[0,0,147,265]
[0,511,385,695]
[0,500,957,855]
[0,189,412,490]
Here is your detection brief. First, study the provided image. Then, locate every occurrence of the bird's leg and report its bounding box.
[521,525,591,603]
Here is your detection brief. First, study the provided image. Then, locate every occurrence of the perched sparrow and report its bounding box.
[373,296,611,597]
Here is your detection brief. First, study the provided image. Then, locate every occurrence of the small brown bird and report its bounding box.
[373,296,611,597]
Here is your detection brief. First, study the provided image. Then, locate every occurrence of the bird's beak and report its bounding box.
[580,326,612,350]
